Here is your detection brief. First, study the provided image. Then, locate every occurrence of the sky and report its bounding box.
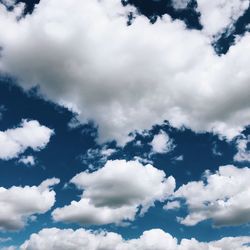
[0,0,250,249]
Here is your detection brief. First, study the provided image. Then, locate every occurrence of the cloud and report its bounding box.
[163,200,181,210]
[18,155,36,166]
[0,178,59,231]
[0,120,54,160]
[150,130,175,154]
[0,237,11,243]
[174,165,250,227]
[1,0,250,145]
[234,135,250,162]
[172,0,249,37]
[171,0,190,10]
[196,0,249,37]
[81,146,117,170]
[20,227,250,250]
[52,160,175,226]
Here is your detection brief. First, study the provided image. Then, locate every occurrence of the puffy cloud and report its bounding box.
[174,165,250,227]
[52,160,175,225]
[0,178,59,231]
[0,120,54,160]
[1,0,250,145]
[20,227,250,250]
[172,0,249,37]
[18,155,36,166]
[150,130,175,154]
[234,135,250,162]
[196,0,249,37]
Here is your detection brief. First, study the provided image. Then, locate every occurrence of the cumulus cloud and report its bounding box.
[1,0,250,144]
[150,130,175,154]
[52,160,175,225]
[234,135,250,162]
[0,178,59,231]
[196,0,249,37]
[0,120,54,160]
[174,165,250,227]
[172,0,249,37]
[20,227,250,250]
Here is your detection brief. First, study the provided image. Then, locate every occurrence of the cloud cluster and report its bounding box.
[52,160,175,225]
[20,227,250,250]
[0,178,59,231]
[0,120,53,160]
[174,165,250,227]
[1,0,250,144]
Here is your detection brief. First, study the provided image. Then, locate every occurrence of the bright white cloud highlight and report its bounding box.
[20,227,250,250]
[150,130,175,154]
[52,160,175,225]
[174,165,250,227]
[0,178,59,231]
[0,120,54,160]
[1,0,250,144]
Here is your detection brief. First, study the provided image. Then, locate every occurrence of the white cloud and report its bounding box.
[1,0,250,144]
[172,0,250,37]
[20,227,250,250]
[174,165,250,227]
[0,120,54,160]
[196,0,249,37]
[163,200,181,210]
[52,160,175,225]
[234,135,250,162]
[150,130,175,154]
[18,155,36,166]
[171,0,190,10]
[81,146,117,170]
[0,178,59,231]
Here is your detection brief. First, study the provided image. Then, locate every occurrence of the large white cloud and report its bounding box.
[52,160,175,225]
[1,0,250,144]
[0,120,54,160]
[20,227,250,250]
[174,165,250,227]
[0,178,59,231]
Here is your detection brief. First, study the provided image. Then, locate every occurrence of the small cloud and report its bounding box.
[150,130,175,154]
[163,201,181,211]
[18,155,36,166]
[0,237,12,243]
[172,155,184,162]
[234,135,250,162]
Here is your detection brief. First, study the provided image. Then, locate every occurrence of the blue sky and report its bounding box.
[0,0,250,249]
